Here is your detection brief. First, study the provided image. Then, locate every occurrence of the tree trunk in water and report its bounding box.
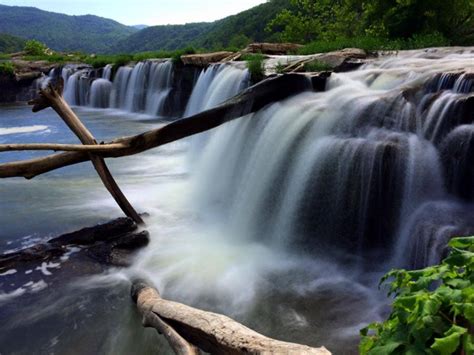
[132,280,331,355]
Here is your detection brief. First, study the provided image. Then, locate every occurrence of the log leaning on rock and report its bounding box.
[132,280,331,355]
[0,73,318,179]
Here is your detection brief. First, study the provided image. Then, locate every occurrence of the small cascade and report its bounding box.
[102,64,113,81]
[109,60,174,116]
[184,64,250,116]
[145,61,173,116]
[34,68,57,90]
[63,68,92,106]
[90,79,112,108]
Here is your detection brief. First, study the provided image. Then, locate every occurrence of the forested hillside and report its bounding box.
[113,0,292,52]
[0,0,471,55]
[0,33,25,53]
[0,4,137,53]
[113,23,213,52]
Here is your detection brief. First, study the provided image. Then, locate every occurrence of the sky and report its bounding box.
[0,0,267,26]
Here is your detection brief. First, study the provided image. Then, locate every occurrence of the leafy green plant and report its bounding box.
[24,39,48,55]
[0,61,15,75]
[304,60,333,72]
[360,236,474,354]
[244,53,265,82]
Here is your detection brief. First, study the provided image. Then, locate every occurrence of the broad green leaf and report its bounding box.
[368,341,403,355]
[431,325,467,354]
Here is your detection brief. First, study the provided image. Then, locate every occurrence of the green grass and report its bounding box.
[299,33,450,55]
[23,53,68,63]
[304,60,333,72]
[245,53,265,82]
[0,61,15,75]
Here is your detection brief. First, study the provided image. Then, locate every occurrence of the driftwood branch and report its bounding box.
[141,310,199,355]
[0,142,128,152]
[27,83,144,224]
[0,74,313,179]
[132,280,330,355]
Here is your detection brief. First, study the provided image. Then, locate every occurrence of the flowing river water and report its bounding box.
[0,48,473,354]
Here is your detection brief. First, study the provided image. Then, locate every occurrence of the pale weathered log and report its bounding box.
[132,281,331,355]
[142,311,200,355]
[28,83,144,224]
[0,74,313,179]
[0,142,127,152]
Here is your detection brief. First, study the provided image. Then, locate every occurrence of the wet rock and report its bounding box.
[0,217,149,271]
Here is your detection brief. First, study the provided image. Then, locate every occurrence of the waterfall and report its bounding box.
[62,61,175,117]
[184,64,250,116]
[63,68,91,106]
[59,61,248,118]
[189,51,474,269]
[102,64,113,81]
[90,79,112,108]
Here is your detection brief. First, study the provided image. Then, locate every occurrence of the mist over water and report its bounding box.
[1,49,473,354]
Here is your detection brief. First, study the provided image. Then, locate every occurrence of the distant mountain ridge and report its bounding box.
[0,1,293,54]
[113,0,292,53]
[0,4,137,53]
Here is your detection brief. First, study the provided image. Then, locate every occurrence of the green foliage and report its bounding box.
[24,39,48,55]
[268,0,472,47]
[245,53,265,82]
[299,33,450,55]
[112,0,292,53]
[171,47,197,64]
[0,61,15,76]
[0,4,136,53]
[228,34,252,50]
[82,54,133,69]
[304,60,333,72]
[360,236,474,355]
[0,33,25,54]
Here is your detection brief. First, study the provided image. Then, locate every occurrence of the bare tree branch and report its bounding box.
[0,74,313,179]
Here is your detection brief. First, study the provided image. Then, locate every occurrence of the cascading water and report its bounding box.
[185,50,473,271]
[1,48,473,354]
[61,60,175,116]
[62,68,91,106]
[184,63,250,116]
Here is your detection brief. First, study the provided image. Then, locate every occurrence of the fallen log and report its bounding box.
[0,142,127,152]
[0,73,316,179]
[28,83,144,224]
[132,280,331,355]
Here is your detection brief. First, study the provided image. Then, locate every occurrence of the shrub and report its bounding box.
[244,53,265,82]
[0,61,15,75]
[360,236,474,354]
[171,47,196,65]
[24,40,48,56]
[304,60,333,72]
[405,32,450,50]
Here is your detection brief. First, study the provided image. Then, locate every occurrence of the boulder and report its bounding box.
[181,51,234,66]
[244,42,303,55]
